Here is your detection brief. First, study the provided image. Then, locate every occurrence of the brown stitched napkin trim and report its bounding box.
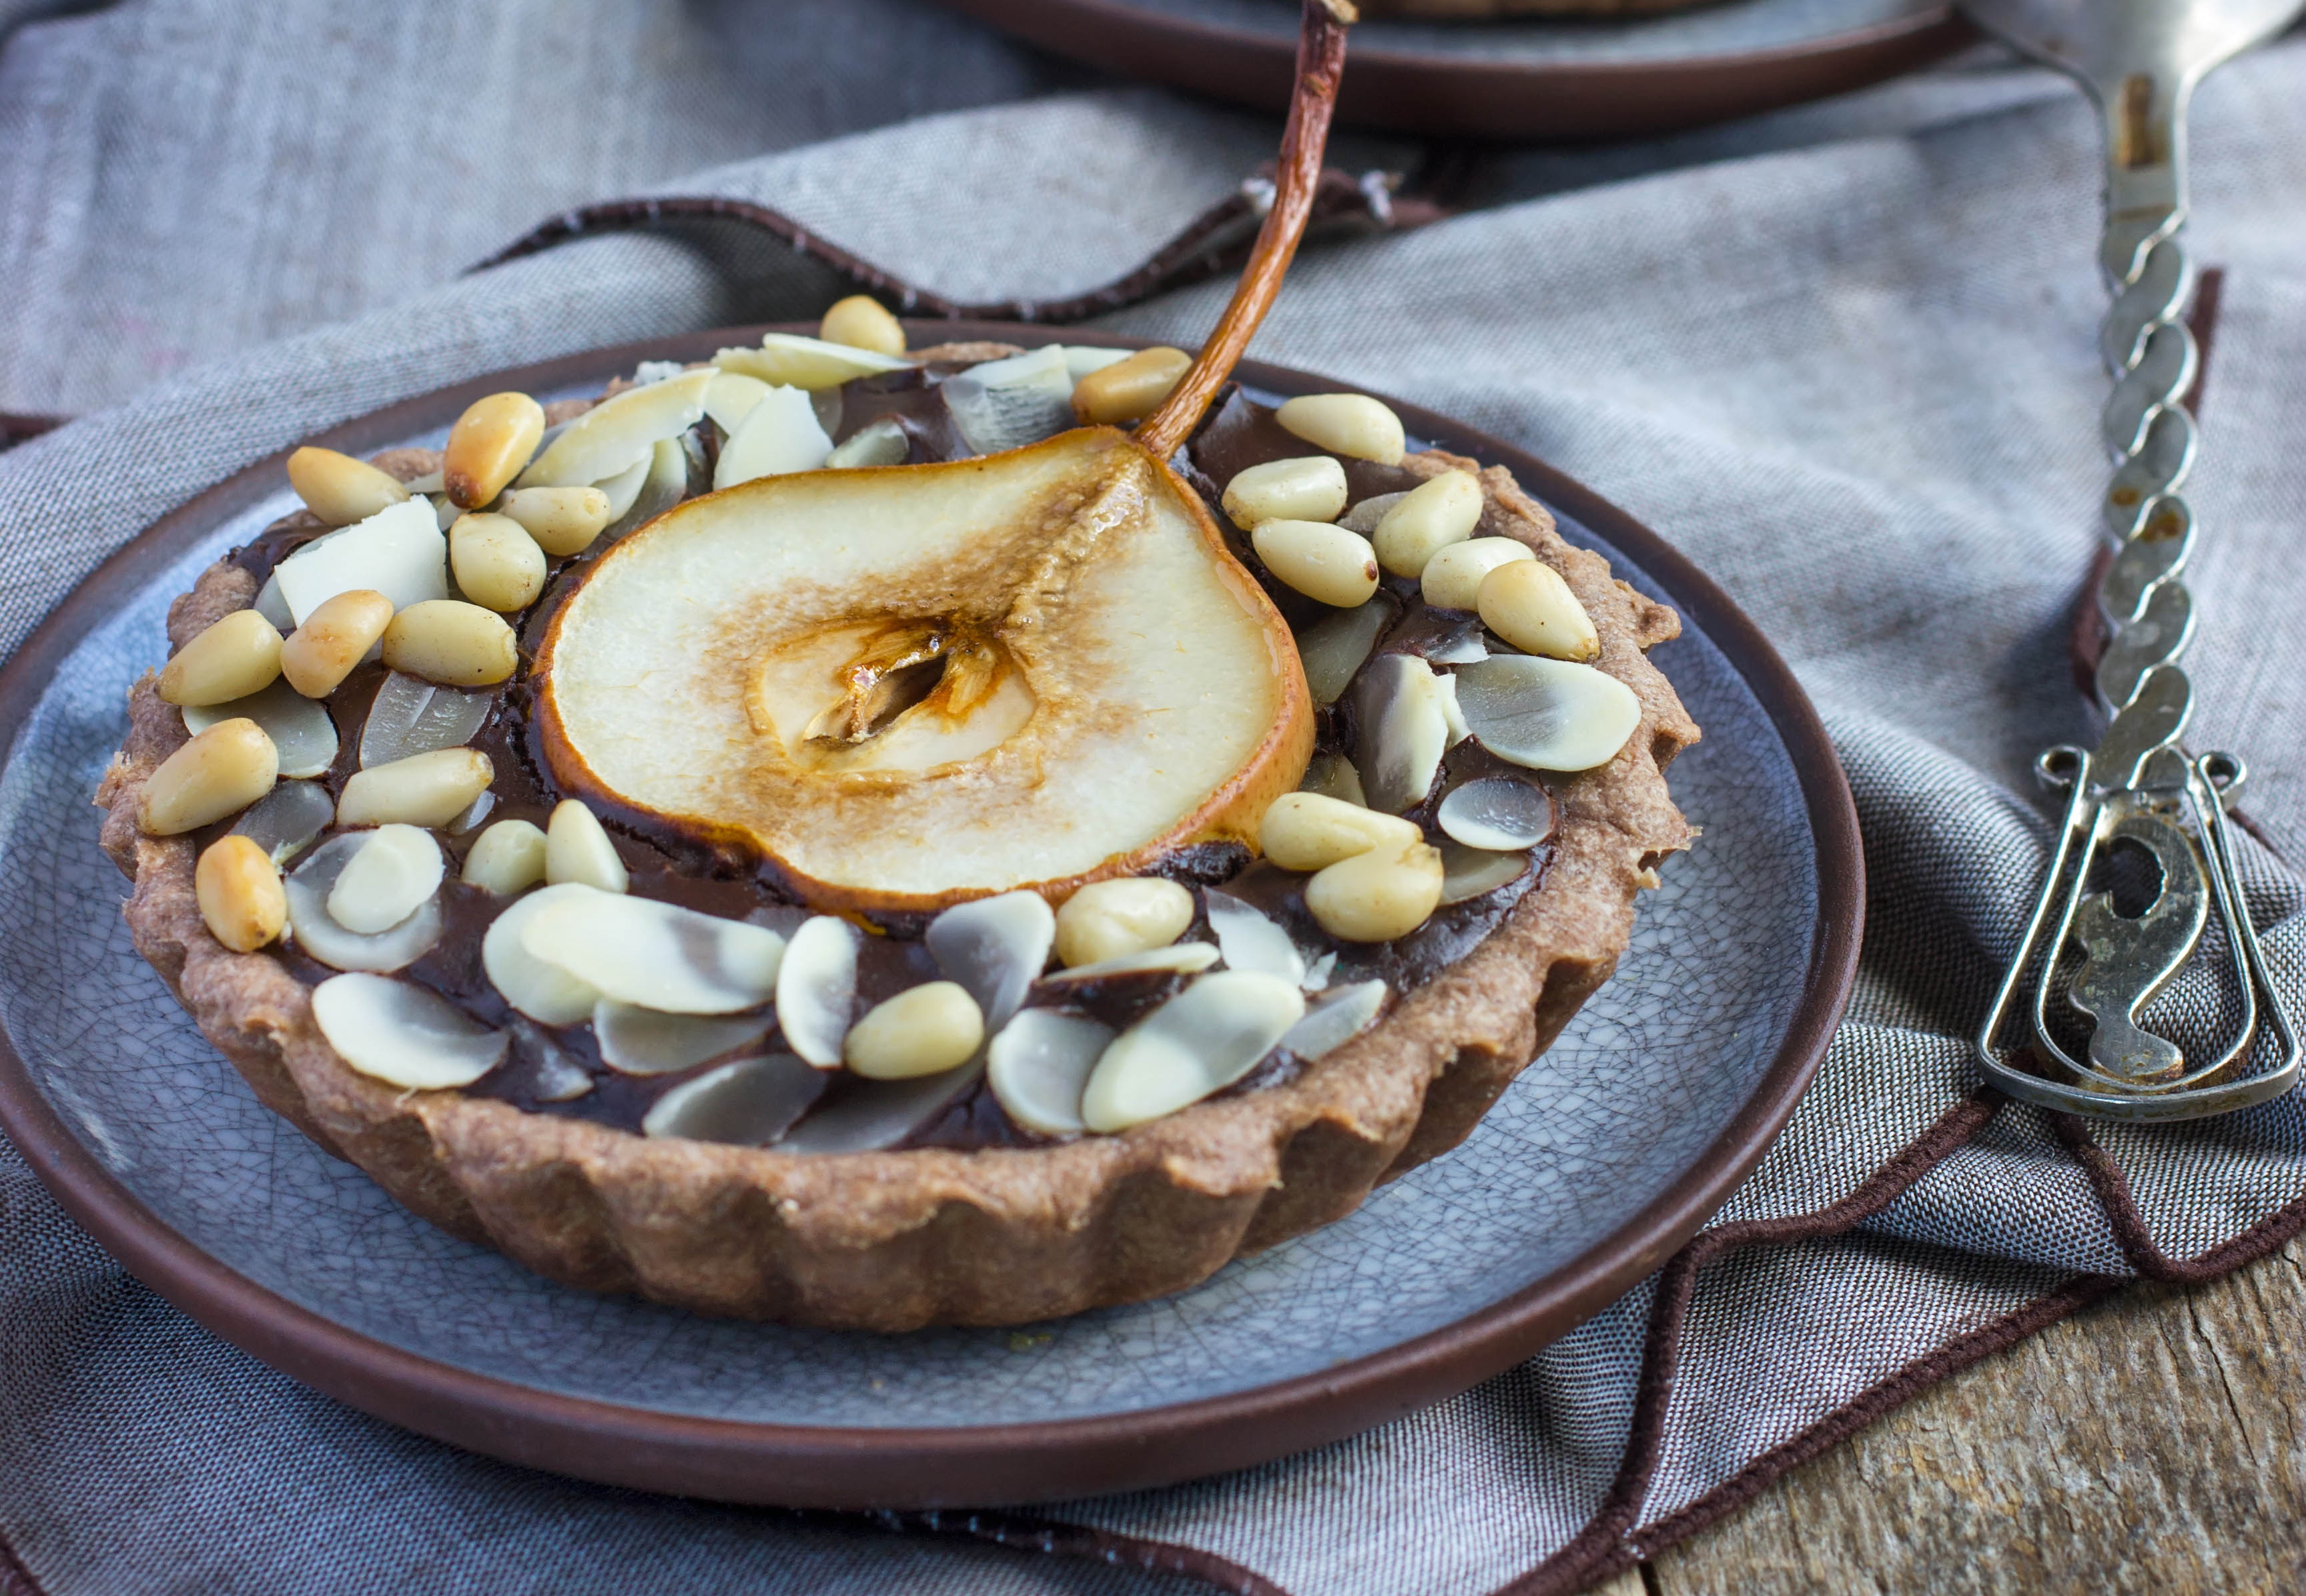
[468,167,1447,326]
[0,413,64,449]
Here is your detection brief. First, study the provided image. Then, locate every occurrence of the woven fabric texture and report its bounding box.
[4,2,2305,1591]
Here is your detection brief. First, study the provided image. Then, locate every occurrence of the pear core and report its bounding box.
[533,428,1314,913]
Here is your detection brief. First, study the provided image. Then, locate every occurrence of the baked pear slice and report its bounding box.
[534,427,1314,913]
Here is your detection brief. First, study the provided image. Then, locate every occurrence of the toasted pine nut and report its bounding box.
[1373,470,1483,578]
[1421,536,1534,612]
[337,747,493,828]
[285,446,412,526]
[449,513,546,613]
[140,718,279,835]
[1477,558,1600,661]
[496,486,615,556]
[843,981,985,1080]
[196,834,288,951]
[1251,519,1381,609]
[1071,346,1192,426]
[380,600,517,687]
[1274,394,1405,465]
[444,392,546,509]
[1221,456,1349,530]
[818,295,906,356]
[1258,791,1421,872]
[280,589,394,697]
[157,609,283,707]
[462,818,549,894]
[1053,877,1194,968]
[544,799,629,893]
[1305,837,1445,942]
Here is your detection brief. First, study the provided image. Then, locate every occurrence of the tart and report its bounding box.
[93,3,1697,1329]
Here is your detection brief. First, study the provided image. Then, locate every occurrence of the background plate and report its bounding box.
[0,325,1858,1508]
[933,0,1972,139]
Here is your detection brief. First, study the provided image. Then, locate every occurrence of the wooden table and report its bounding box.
[1590,1236,2306,1592]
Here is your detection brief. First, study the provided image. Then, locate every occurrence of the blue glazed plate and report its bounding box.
[0,327,1858,1507]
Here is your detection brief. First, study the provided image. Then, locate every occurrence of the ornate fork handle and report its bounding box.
[1973,61,2301,1122]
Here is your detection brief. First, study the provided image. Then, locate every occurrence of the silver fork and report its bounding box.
[1960,0,2304,1120]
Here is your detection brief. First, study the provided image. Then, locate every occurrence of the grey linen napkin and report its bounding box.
[5,2,2306,1591]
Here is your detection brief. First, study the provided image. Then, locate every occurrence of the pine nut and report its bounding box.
[196,834,287,951]
[1071,346,1192,426]
[1252,519,1381,608]
[1421,536,1534,611]
[449,513,546,613]
[544,799,629,893]
[1053,877,1194,968]
[843,981,985,1080]
[462,818,548,894]
[1257,791,1421,872]
[139,718,279,835]
[1372,470,1483,578]
[280,589,394,697]
[380,600,518,687]
[337,747,492,829]
[1477,558,1600,661]
[156,609,283,707]
[1305,837,1445,942]
[1221,456,1348,530]
[496,486,615,557]
[444,392,545,509]
[818,295,906,356]
[285,446,412,526]
[1274,394,1405,465]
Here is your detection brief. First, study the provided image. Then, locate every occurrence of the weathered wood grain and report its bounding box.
[1644,1238,2306,1594]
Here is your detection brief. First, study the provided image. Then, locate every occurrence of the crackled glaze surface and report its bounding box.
[0,393,1814,1431]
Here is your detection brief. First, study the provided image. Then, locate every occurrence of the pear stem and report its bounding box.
[1132,0,1355,462]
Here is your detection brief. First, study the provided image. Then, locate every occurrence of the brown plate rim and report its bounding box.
[932,0,1974,140]
[0,322,1862,1509]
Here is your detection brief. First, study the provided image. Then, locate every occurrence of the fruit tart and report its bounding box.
[95,2,1696,1328]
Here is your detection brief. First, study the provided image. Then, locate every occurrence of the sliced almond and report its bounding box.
[603,436,690,541]
[312,973,504,1091]
[1204,889,1306,986]
[1435,672,1471,747]
[1080,971,1305,1133]
[925,889,1054,1031]
[1337,492,1407,536]
[1437,839,1529,905]
[482,883,603,1024]
[713,332,910,390]
[228,779,334,866]
[988,1008,1116,1137]
[773,914,860,1064]
[520,885,786,1016]
[595,1001,773,1076]
[358,671,492,767]
[286,833,444,972]
[641,1054,825,1145]
[1294,596,1396,707]
[1436,776,1554,851]
[1040,941,1218,983]
[713,385,833,488]
[517,367,713,489]
[703,370,774,436]
[1453,655,1641,772]
[773,1062,982,1155]
[1298,749,1367,807]
[1278,979,1387,1060]
[941,346,1076,456]
[1353,653,1450,814]
[825,418,909,469]
[593,451,654,524]
[272,499,448,626]
[544,799,628,893]
[183,678,338,780]
[326,824,444,935]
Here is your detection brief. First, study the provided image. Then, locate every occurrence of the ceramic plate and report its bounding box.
[0,326,1858,1509]
[932,0,1970,139]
